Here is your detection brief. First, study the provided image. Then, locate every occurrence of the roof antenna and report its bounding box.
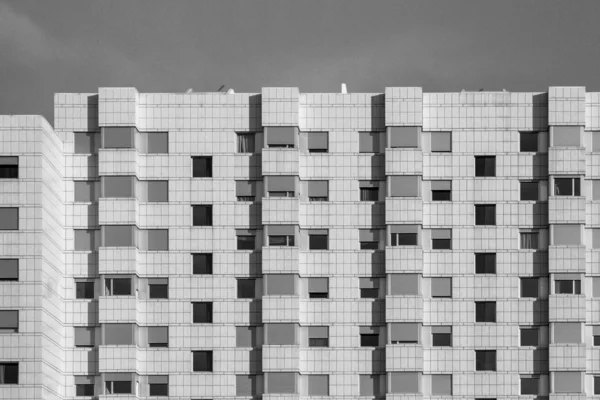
[185,88,193,94]
[217,85,226,92]
[341,83,347,94]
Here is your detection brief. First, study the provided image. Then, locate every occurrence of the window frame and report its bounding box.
[192,350,213,372]
[475,253,496,274]
[192,156,213,178]
[520,131,539,152]
[475,204,496,226]
[104,277,132,296]
[553,177,581,196]
[192,302,213,323]
[192,253,213,275]
[237,132,256,154]
[474,156,496,177]
[555,279,581,295]
[475,301,496,323]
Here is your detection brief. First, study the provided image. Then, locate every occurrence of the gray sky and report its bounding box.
[1,0,600,122]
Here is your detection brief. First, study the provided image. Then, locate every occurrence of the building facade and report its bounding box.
[0,86,599,399]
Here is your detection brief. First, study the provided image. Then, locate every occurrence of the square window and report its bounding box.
[520,132,538,152]
[360,187,379,201]
[309,234,328,250]
[432,326,452,347]
[0,157,18,179]
[554,177,580,196]
[307,375,329,396]
[520,232,539,249]
[475,350,496,371]
[475,302,496,323]
[520,328,539,346]
[74,132,97,154]
[431,131,451,152]
[307,132,328,153]
[431,374,452,395]
[192,205,213,226]
[236,180,256,201]
[76,383,94,396]
[390,323,419,344]
[237,279,255,299]
[359,277,379,299]
[0,208,18,230]
[192,350,213,372]
[520,181,539,200]
[389,126,419,148]
[147,132,168,154]
[521,376,539,395]
[389,274,419,295]
[102,127,134,149]
[475,253,496,274]
[520,278,539,298]
[237,133,255,153]
[475,205,496,225]
[431,229,452,250]
[0,363,18,384]
[266,126,296,148]
[192,156,212,178]
[475,156,496,177]
[237,235,255,250]
[308,278,328,299]
[308,326,329,347]
[431,277,452,298]
[192,302,213,323]
[76,282,94,299]
[149,281,168,299]
[193,253,212,275]
[359,131,379,153]
[148,326,168,348]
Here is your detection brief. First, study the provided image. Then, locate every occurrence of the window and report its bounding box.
[432,326,452,347]
[236,375,259,396]
[268,191,295,197]
[265,323,297,345]
[192,302,213,323]
[0,311,17,333]
[236,180,256,201]
[237,133,255,153]
[74,229,99,251]
[475,253,496,274]
[520,327,539,346]
[307,132,328,153]
[141,229,169,251]
[102,127,134,148]
[431,277,452,298]
[553,126,580,146]
[192,156,212,177]
[475,350,496,371]
[554,371,582,393]
[554,177,580,196]
[308,278,328,298]
[307,375,329,396]
[593,230,600,249]
[360,277,379,298]
[431,229,451,249]
[75,376,94,396]
[389,126,419,148]
[389,274,419,295]
[193,205,213,226]
[74,181,98,202]
[237,233,255,250]
[74,327,94,347]
[0,259,18,281]
[76,281,94,299]
[0,157,18,179]
[553,224,581,245]
[264,274,296,295]
[146,132,168,154]
[520,181,539,200]
[475,156,496,177]
[520,232,539,249]
[192,351,213,372]
[266,126,296,148]
[431,180,451,201]
[148,278,168,299]
[359,131,379,153]
[390,225,418,246]
[360,375,382,397]
[555,279,581,294]
[103,324,135,346]
[307,180,328,201]
[269,235,294,246]
[148,375,169,396]
[520,278,539,298]
[144,181,169,202]
[102,176,134,198]
[74,132,97,154]
[236,326,256,348]
[102,225,135,247]
[308,326,329,347]
[593,326,600,346]
[267,225,295,246]
[520,132,538,152]
[475,205,496,225]
[237,279,255,299]
[389,175,420,197]
[390,372,420,394]
[520,376,539,395]
[431,375,452,395]
[359,181,379,201]
[309,231,328,250]
[105,278,131,296]
[593,180,600,200]
[360,326,379,347]
[148,327,168,348]
[266,372,297,394]
[596,376,600,395]
[475,302,496,322]
[267,176,295,197]
[431,131,451,152]
[0,208,18,230]
[193,253,212,275]
[359,229,379,250]
[0,363,18,384]
[389,323,419,344]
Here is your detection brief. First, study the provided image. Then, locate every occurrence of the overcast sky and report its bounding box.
[1,0,600,122]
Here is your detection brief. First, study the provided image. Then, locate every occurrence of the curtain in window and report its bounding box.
[238,134,255,153]
[520,233,538,249]
[0,364,4,384]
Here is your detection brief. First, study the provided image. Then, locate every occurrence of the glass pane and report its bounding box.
[555,280,573,294]
[76,282,94,299]
[193,253,212,274]
[360,188,378,201]
[360,241,379,250]
[431,190,451,201]
[237,279,255,299]
[269,236,287,246]
[149,383,168,396]
[391,233,418,246]
[149,284,168,299]
[113,381,132,394]
[432,333,452,347]
[520,233,539,249]
[309,235,328,250]
[554,178,574,196]
[432,239,451,250]
[193,157,212,177]
[520,132,538,152]
[520,182,538,200]
[360,288,379,298]
[237,236,255,250]
[521,328,539,346]
[112,279,131,296]
[360,334,379,347]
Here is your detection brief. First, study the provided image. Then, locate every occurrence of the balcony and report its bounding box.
[98,296,137,323]
[548,245,585,274]
[262,148,299,175]
[548,294,585,322]
[98,345,137,372]
[548,196,585,224]
[262,246,299,274]
[98,148,137,175]
[98,247,138,275]
[262,296,299,323]
[386,344,423,371]
[385,148,423,175]
[548,147,585,175]
[262,345,300,371]
[548,344,586,370]
[385,296,423,322]
[262,197,299,224]
[98,198,138,225]
[385,198,423,224]
[385,246,423,273]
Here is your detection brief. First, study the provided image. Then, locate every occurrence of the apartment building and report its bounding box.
[0,86,599,399]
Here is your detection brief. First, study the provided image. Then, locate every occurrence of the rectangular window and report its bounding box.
[520,376,539,395]
[266,126,296,148]
[431,375,452,395]
[148,326,168,348]
[237,234,255,250]
[554,177,580,196]
[102,127,134,149]
[360,277,379,299]
[475,350,496,371]
[431,229,452,250]
[102,225,135,247]
[236,375,258,396]
[102,176,134,198]
[0,310,17,332]
[74,132,97,154]
[475,156,496,177]
[389,175,420,197]
[390,225,419,246]
[309,232,328,250]
[147,132,168,154]
[553,224,581,245]
[555,280,581,294]
[192,156,212,178]
[0,259,18,282]
[265,323,297,345]
[475,301,496,323]
[236,326,256,348]
[308,277,328,299]
[237,279,255,299]
[307,132,328,153]
[236,180,256,202]
[267,176,295,197]
[520,278,539,298]
[307,180,328,201]
[360,326,379,347]
[553,126,580,146]
[105,278,132,296]
[390,323,419,344]
[193,253,212,274]
[431,277,452,298]
[359,229,379,250]
[431,131,451,152]
[0,208,18,230]
[265,274,296,295]
[475,205,496,225]
[475,253,496,274]
[192,302,213,323]
[75,379,94,396]
[596,376,600,395]
[106,382,131,396]
[359,131,379,153]
[360,188,378,201]
[389,274,419,296]
[520,181,539,201]
[269,235,295,246]
[74,229,99,251]
[74,181,99,202]
[149,383,168,396]
[266,372,297,394]
[390,372,420,394]
[192,351,213,372]
[308,326,329,347]
[0,157,18,179]
[192,205,213,226]
[360,375,382,397]
[431,180,451,201]
[148,278,168,299]
[75,281,94,299]
[307,375,329,396]
[520,232,539,249]
[0,363,18,384]
[520,132,538,152]
[520,327,539,346]
[389,126,419,148]
[554,371,582,393]
[74,326,94,347]
[432,326,452,347]
[144,181,168,202]
[237,133,255,153]
[104,324,135,346]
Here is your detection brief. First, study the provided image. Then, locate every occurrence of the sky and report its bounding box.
[1,0,600,123]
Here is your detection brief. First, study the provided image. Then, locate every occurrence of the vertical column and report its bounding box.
[384,87,426,396]
[547,87,587,397]
[260,88,302,399]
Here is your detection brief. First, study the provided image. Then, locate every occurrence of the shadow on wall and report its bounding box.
[371,94,385,132]
[86,94,99,130]
[532,93,548,131]
[370,347,386,374]
[248,348,262,374]
[370,299,386,326]
[532,347,549,374]
[249,95,262,132]
[248,299,262,325]
[369,251,385,276]
[530,251,549,276]
[531,299,547,325]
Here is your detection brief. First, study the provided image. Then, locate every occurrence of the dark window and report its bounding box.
[391,233,418,246]
[76,282,94,299]
[193,351,213,372]
[432,239,451,250]
[475,253,496,274]
[237,235,255,250]
[432,190,451,201]
[237,279,255,299]
[269,236,295,246]
[595,335,600,346]
[475,205,496,225]
[520,328,539,346]
[105,278,131,296]
[520,132,538,152]
[192,156,212,178]
[309,338,329,347]
[360,188,378,201]
[432,330,452,347]
[595,376,600,394]
[520,232,539,249]
[237,196,254,201]
[361,288,379,298]
[237,133,255,153]
[149,383,168,396]
[475,302,496,323]
[360,334,379,347]
[193,302,213,323]
[520,182,539,201]
[554,178,580,196]
[149,283,168,299]
[476,350,496,371]
[555,280,581,294]
[76,384,94,396]
[193,205,213,226]
[521,377,539,395]
[0,363,18,384]
[268,191,295,197]
[475,156,496,177]
[193,253,213,275]
[0,157,18,179]
[309,196,328,201]
[268,144,294,148]
[309,235,328,250]
[308,278,329,299]
[360,241,379,250]
[520,278,539,298]
[106,381,132,394]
